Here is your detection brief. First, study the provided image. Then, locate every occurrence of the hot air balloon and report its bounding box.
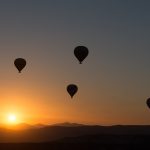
[146,98,150,108]
[74,46,89,64]
[67,84,78,98]
[14,58,26,73]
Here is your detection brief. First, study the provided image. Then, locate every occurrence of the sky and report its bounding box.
[0,0,150,125]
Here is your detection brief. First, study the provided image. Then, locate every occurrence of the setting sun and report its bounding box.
[7,114,17,124]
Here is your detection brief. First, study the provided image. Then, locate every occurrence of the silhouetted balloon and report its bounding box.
[74,46,89,64]
[146,98,150,108]
[67,84,78,98]
[14,58,26,73]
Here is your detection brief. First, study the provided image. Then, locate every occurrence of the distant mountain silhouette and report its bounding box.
[34,123,46,128]
[50,122,84,127]
[13,123,35,130]
[0,122,84,130]
[0,124,150,143]
[15,123,46,129]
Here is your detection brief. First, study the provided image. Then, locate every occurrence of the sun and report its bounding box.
[7,114,17,124]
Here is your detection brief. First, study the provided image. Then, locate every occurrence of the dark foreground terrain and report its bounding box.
[0,124,150,149]
[0,135,150,150]
[0,143,143,150]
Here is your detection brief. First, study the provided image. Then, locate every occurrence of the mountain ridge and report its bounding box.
[0,123,150,143]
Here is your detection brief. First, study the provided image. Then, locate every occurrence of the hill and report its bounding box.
[0,124,150,143]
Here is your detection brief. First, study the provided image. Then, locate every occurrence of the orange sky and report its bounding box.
[0,1,150,125]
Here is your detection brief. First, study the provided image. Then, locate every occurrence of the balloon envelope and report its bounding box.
[67,84,78,98]
[74,46,89,64]
[146,98,150,108]
[14,58,26,73]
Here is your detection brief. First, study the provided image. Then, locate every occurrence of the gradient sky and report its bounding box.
[0,0,150,125]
